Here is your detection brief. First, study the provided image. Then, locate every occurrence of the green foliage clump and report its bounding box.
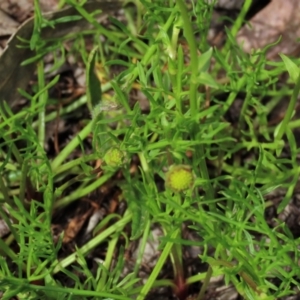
[1,0,300,299]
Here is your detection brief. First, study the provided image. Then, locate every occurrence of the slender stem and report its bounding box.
[175,0,198,116]
[53,171,114,208]
[96,234,119,291]
[0,237,19,262]
[223,75,246,115]
[37,60,47,151]
[2,276,132,299]
[170,194,185,297]
[275,72,300,141]
[55,153,98,175]
[196,265,213,300]
[52,210,132,273]
[0,176,13,207]
[238,85,252,128]
[19,158,29,205]
[230,0,252,38]
[133,219,151,277]
[175,1,214,206]
[51,121,93,171]
[137,228,180,300]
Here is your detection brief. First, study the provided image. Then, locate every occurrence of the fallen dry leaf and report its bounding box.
[0,0,33,23]
[0,0,122,109]
[237,0,300,59]
[0,9,19,37]
[63,207,93,244]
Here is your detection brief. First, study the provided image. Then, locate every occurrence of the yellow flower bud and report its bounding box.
[165,164,194,192]
[103,147,125,167]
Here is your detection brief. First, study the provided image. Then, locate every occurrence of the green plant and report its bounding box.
[1,0,300,299]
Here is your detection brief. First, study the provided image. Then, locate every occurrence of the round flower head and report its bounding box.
[165,164,194,192]
[103,147,125,167]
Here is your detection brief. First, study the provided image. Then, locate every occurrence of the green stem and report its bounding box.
[19,158,29,205]
[37,60,47,151]
[137,228,180,300]
[96,234,119,291]
[223,75,246,115]
[0,175,13,207]
[171,241,185,295]
[175,0,198,116]
[133,219,151,278]
[0,236,23,266]
[170,194,185,296]
[1,276,132,300]
[51,121,93,171]
[195,145,215,205]
[175,0,214,205]
[52,210,132,273]
[238,84,253,128]
[230,0,252,38]
[53,171,114,208]
[196,265,213,300]
[275,72,300,141]
[54,153,98,176]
